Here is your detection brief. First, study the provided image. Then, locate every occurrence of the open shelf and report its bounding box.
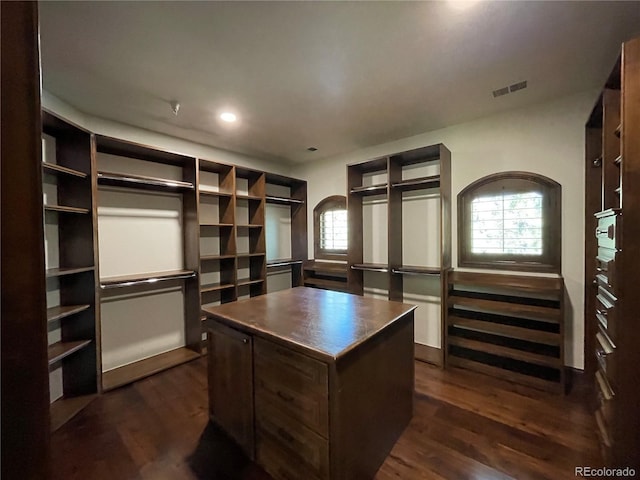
[42,162,87,178]
[50,394,97,433]
[236,194,263,201]
[267,259,303,268]
[265,195,305,205]
[237,253,265,258]
[46,266,94,278]
[237,278,264,286]
[200,223,234,228]
[448,293,561,324]
[392,266,440,276]
[102,347,200,391]
[46,304,90,323]
[44,204,90,214]
[100,269,196,289]
[351,263,389,273]
[448,314,561,345]
[48,340,92,365]
[201,254,235,261]
[200,282,235,293]
[97,171,194,191]
[349,183,388,196]
[199,190,233,198]
[391,175,441,192]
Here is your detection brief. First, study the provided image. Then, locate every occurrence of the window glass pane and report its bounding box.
[320,209,347,251]
[471,192,543,255]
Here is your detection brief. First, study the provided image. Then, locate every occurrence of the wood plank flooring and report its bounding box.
[51,358,602,479]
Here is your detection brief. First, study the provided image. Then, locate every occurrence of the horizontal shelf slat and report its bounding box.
[201,254,235,261]
[199,190,233,197]
[200,282,235,293]
[303,261,348,274]
[44,204,90,214]
[236,224,263,228]
[351,263,389,273]
[98,171,194,191]
[447,355,562,392]
[267,259,304,268]
[448,271,563,297]
[235,194,263,201]
[42,162,88,178]
[237,253,265,258]
[448,315,560,346]
[100,269,196,289]
[48,340,92,365]
[392,266,440,276]
[200,223,234,228]
[46,266,94,278]
[304,277,348,289]
[102,347,200,391]
[265,195,305,205]
[448,295,561,323]
[237,278,264,286]
[349,183,388,195]
[447,335,561,368]
[391,175,441,192]
[47,304,90,323]
[50,394,97,432]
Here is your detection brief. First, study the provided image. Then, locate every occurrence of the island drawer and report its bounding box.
[256,403,329,479]
[254,337,328,394]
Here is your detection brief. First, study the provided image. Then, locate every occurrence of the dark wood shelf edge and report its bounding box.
[46,304,91,323]
[44,204,90,214]
[50,394,97,432]
[201,283,235,293]
[237,278,264,286]
[48,339,92,365]
[102,347,201,391]
[42,162,87,178]
[46,266,94,278]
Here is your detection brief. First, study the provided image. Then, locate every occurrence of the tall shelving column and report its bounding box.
[94,136,201,391]
[41,110,99,430]
[235,167,267,299]
[584,36,640,469]
[265,173,308,289]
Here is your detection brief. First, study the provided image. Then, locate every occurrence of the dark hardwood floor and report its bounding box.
[51,358,602,480]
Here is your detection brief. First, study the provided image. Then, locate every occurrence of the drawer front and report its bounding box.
[254,338,328,395]
[255,375,329,437]
[256,433,322,480]
[596,214,621,251]
[256,403,329,479]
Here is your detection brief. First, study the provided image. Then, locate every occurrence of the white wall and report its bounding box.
[294,90,599,369]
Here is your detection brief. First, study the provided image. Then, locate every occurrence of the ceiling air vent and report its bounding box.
[492,80,527,98]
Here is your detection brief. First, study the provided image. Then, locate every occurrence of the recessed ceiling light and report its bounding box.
[220,112,237,123]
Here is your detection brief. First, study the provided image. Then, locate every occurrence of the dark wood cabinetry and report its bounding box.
[584,36,640,468]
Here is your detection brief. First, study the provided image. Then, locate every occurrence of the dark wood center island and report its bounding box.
[202,286,416,480]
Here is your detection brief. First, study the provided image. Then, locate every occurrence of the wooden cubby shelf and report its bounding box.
[392,266,441,276]
[48,340,92,365]
[237,278,264,286]
[265,195,305,205]
[236,224,263,228]
[391,175,441,191]
[200,223,234,228]
[44,204,90,214]
[50,394,97,433]
[235,194,263,201]
[100,269,196,289]
[303,261,348,293]
[201,254,235,261]
[46,304,90,323]
[237,253,265,258]
[200,283,235,293]
[45,266,94,278]
[199,190,233,198]
[349,183,388,195]
[102,347,201,391]
[42,162,87,178]
[97,171,194,191]
[351,263,389,273]
[445,270,565,393]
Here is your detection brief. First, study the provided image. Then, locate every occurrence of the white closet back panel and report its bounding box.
[97,153,184,181]
[401,161,440,181]
[267,269,292,293]
[200,228,221,257]
[363,271,388,300]
[404,276,441,348]
[266,203,292,260]
[199,197,220,224]
[265,183,290,197]
[101,284,185,371]
[199,171,220,192]
[98,188,183,278]
[363,197,388,264]
[402,193,441,267]
[236,177,249,196]
[362,171,387,187]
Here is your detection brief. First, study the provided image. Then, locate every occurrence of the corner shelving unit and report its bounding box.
[41,110,99,432]
[95,135,201,391]
[347,144,451,364]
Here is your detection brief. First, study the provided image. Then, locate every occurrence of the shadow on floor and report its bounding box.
[188,422,272,480]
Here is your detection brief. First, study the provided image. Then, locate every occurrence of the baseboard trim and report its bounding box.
[415,343,443,367]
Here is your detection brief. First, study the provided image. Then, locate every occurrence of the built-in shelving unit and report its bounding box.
[303,260,348,292]
[347,143,451,365]
[445,271,565,393]
[41,110,99,431]
[584,36,640,469]
[95,135,201,391]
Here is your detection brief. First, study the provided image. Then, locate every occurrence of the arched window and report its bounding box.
[458,172,561,272]
[314,195,347,260]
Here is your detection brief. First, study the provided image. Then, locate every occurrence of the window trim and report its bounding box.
[314,195,347,261]
[457,171,561,273]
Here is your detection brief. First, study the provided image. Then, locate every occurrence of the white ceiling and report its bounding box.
[39,1,640,164]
